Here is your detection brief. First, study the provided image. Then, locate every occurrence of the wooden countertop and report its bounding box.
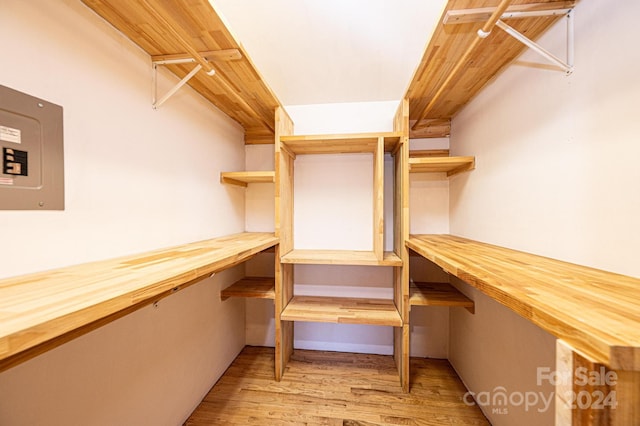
[407,234,640,371]
[0,232,278,370]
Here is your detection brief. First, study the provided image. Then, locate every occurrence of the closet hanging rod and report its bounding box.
[412,0,513,131]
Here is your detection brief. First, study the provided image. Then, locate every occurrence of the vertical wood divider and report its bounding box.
[393,98,411,392]
[274,106,294,380]
[373,136,385,261]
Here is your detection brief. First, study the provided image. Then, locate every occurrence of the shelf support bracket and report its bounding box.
[495,9,574,75]
[151,58,215,109]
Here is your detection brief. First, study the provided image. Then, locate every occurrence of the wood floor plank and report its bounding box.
[185,347,489,425]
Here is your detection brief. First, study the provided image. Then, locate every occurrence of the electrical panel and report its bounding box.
[0,85,64,210]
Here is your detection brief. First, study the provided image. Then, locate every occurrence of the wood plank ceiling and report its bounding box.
[81,0,576,142]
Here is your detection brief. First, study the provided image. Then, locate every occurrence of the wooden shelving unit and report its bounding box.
[409,282,474,313]
[274,104,411,388]
[221,277,275,300]
[280,132,402,155]
[408,156,475,177]
[281,296,402,326]
[280,250,402,266]
[220,171,275,187]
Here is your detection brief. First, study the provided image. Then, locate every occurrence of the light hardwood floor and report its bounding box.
[185,346,489,425]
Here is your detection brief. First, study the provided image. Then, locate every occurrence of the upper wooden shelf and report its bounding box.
[220,171,275,187]
[406,234,640,371]
[281,250,402,267]
[405,0,575,139]
[0,232,278,371]
[409,156,475,177]
[280,133,402,155]
[280,296,402,326]
[80,0,285,144]
[410,282,474,313]
[221,276,275,301]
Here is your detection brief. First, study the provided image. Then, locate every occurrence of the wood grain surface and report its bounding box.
[407,234,640,371]
[405,0,576,138]
[281,250,403,267]
[281,296,402,326]
[221,276,275,300]
[0,232,278,369]
[185,346,490,425]
[80,0,284,143]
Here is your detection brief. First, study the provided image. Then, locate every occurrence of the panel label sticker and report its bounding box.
[0,125,21,144]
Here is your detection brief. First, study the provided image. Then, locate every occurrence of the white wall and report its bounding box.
[0,0,246,424]
[448,2,640,425]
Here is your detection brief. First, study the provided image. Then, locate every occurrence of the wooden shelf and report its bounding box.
[409,149,450,158]
[280,296,402,326]
[408,156,475,176]
[410,282,474,313]
[220,171,275,187]
[405,1,571,139]
[407,234,640,371]
[221,277,275,300]
[80,0,284,144]
[280,132,402,155]
[281,250,402,266]
[0,232,278,372]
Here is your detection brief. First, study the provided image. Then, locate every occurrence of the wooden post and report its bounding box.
[274,106,294,380]
[556,340,640,425]
[393,98,411,392]
[373,136,385,261]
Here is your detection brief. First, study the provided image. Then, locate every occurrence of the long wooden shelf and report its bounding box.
[80,0,284,144]
[280,296,402,326]
[280,132,402,155]
[405,1,574,138]
[410,282,474,313]
[0,232,278,371]
[221,277,275,300]
[406,234,640,371]
[408,156,475,176]
[220,171,275,187]
[281,250,402,266]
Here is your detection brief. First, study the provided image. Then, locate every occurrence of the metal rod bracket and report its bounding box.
[495,9,574,75]
[151,58,215,109]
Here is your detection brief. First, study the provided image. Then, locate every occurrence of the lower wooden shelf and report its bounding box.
[221,277,275,301]
[280,296,402,326]
[410,282,474,313]
[281,250,402,266]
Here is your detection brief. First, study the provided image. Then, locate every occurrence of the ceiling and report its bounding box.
[212,0,449,106]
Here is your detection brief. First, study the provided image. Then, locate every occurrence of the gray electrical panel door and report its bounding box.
[0,85,64,210]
